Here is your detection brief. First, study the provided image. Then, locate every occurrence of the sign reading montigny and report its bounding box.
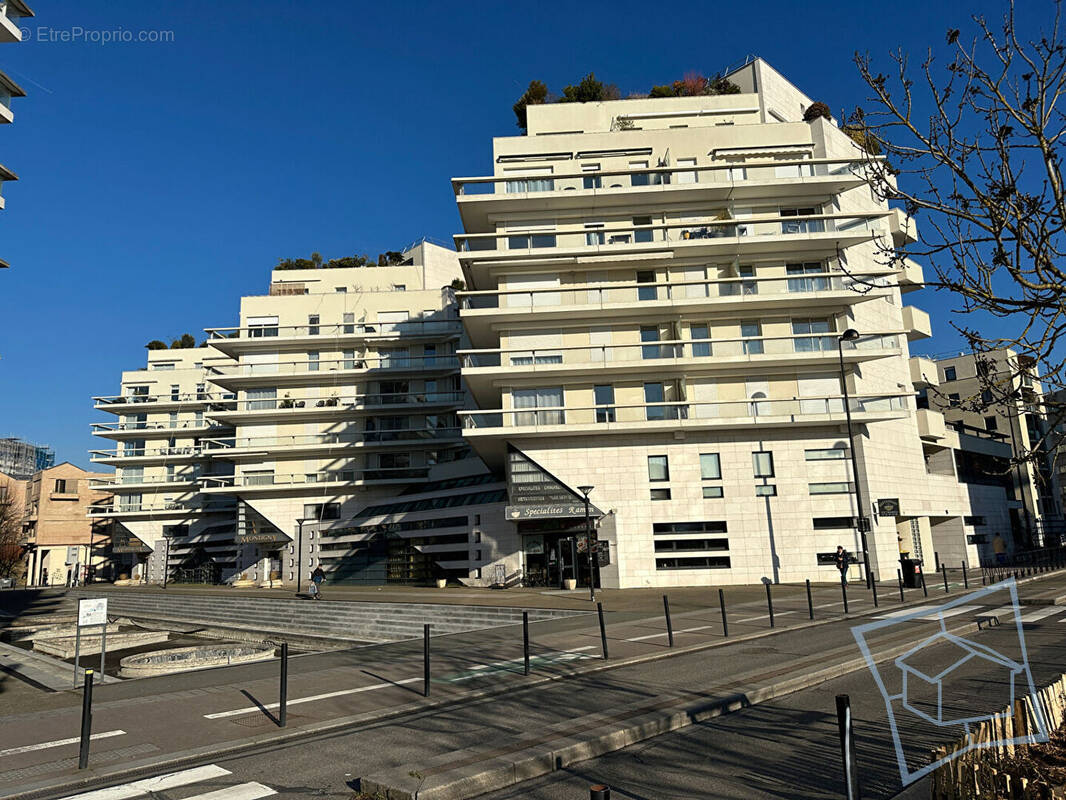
[77,597,108,627]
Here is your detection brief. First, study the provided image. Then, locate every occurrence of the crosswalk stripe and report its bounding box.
[0,730,125,758]
[184,782,277,800]
[57,765,231,800]
[735,610,796,624]
[1020,607,1063,622]
[875,606,981,621]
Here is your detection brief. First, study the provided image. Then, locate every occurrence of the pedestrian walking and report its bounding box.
[310,566,325,600]
[836,545,851,585]
[993,533,1007,565]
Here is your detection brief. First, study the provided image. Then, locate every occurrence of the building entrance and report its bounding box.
[521,525,599,589]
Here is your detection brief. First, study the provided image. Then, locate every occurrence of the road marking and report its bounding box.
[184,783,276,800]
[626,624,717,642]
[1020,606,1063,622]
[466,646,596,670]
[875,606,982,621]
[447,647,598,682]
[56,765,232,800]
[0,730,125,758]
[735,610,796,624]
[205,679,421,719]
[875,606,939,619]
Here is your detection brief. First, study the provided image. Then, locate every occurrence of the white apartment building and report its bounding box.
[930,349,1064,550]
[0,0,32,271]
[450,58,1009,588]
[90,347,239,582]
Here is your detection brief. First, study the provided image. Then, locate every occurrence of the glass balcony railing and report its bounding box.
[92,420,227,433]
[94,392,236,407]
[460,271,892,311]
[460,394,909,430]
[453,158,868,196]
[207,354,460,378]
[202,428,462,451]
[206,320,461,341]
[91,474,202,487]
[202,467,432,489]
[88,499,238,516]
[218,392,466,413]
[460,334,901,370]
[90,445,206,461]
[455,214,887,254]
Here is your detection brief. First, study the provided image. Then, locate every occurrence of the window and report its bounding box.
[948,393,961,407]
[792,319,834,352]
[964,515,987,526]
[508,232,557,249]
[755,485,777,497]
[513,387,564,425]
[787,262,830,293]
[739,266,757,295]
[308,314,320,335]
[380,348,410,368]
[648,455,670,482]
[423,344,437,366]
[677,157,698,184]
[248,315,279,337]
[634,216,654,243]
[53,479,70,494]
[650,488,672,501]
[981,389,993,404]
[702,486,724,498]
[944,366,957,381]
[308,351,320,371]
[335,286,347,293]
[343,312,356,334]
[813,516,854,529]
[303,503,340,520]
[394,285,406,292]
[581,163,602,189]
[690,324,711,358]
[170,384,180,401]
[585,223,606,246]
[594,385,615,423]
[343,350,357,370]
[152,362,176,371]
[654,539,728,552]
[699,453,722,480]
[636,270,658,301]
[741,321,763,355]
[247,388,277,410]
[810,482,851,494]
[753,451,775,477]
[640,325,664,359]
[805,447,848,460]
[985,416,998,432]
[656,555,731,570]
[780,207,824,234]
[630,160,650,186]
[644,382,666,421]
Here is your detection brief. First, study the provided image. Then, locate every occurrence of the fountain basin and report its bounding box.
[119,643,275,678]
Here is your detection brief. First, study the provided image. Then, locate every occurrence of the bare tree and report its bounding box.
[851,1,1066,460]
[0,478,25,582]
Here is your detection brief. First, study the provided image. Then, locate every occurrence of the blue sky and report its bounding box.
[0,0,1041,467]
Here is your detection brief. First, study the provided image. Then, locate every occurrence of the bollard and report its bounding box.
[942,564,949,594]
[590,785,611,800]
[597,602,609,660]
[522,611,530,676]
[934,551,940,572]
[836,694,862,799]
[806,579,814,620]
[871,573,879,608]
[897,569,905,602]
[279,642,288,728]
[920,568,928,598]
[718,588,729,637]
[663,595,674,647]
[765,582,775,628]
[841,581,849,615]
[962,562,968,590]
[423,624,431,698]
[981,570,987,586]
[78,670,94,769]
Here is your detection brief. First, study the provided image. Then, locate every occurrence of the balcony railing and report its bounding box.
[460,334,901,370]
[93,391,236,407]
[459,270,891,311]
[90,445,206,461]
[455,213,889,255]
[453,157,871,196]
[91,474,202,488]
[206,320,461,341]
[207,354,460,378]
[201,467,432,489]
[460,394,910,430]
[217,391,466,413]
[202,428,462,451]
[91,420,228,433]
[88,499,237,516]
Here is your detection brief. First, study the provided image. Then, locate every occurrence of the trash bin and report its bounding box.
[900,558,923,588]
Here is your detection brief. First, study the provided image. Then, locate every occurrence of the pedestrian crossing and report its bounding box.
[55,765,276,800]
[874,603,1066,624]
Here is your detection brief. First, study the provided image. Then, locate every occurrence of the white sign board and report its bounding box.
[78,597,108,627]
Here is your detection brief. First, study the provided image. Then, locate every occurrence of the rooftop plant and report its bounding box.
[802,101,832,122]
[276,250,407,270]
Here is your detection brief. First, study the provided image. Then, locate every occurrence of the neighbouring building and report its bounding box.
[0,0,33,272]
[930,349,1064,549]
[0,436,54,481]
[22,462,113,586]
[450,57,1010,588]
[0,469,27,583]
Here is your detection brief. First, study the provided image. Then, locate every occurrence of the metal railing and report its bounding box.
[201,467,432,489]
[90,445,206,460]
[206,320,461,340]
[217,392,466,413]
[90,475,201,488]
[91,420,227,433]
[93,392,235,406]
[202,428,462,451]
[207,354,460,378]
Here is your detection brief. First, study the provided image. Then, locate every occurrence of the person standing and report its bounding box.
[835,545,851,585]
[310,566,325,600]
[992,533,1008,565]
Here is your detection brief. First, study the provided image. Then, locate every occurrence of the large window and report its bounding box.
[636,270,658,301]
[787,262,830,293]
[690,324,711,358]
[805,447,848,461]
[810,482,851,494]
[633,216,654,243]
[304,503,340,521]
[648,455,670,482]
[594,385,615,423]
[780,207,824,234]
[641,325,664,359]
[644,382,667,420]
[581,163,602,190]
[699,453,722,480]
[513,387,564,425]
[508,232,557,249]
[944,366,957,381]
[741,321,763,355]
[753,451,775,477]
[792,318,834,352]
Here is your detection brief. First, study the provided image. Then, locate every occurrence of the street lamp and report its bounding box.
[1004,389,1035,548]
[837,329,873,589]
[578,485,595,602]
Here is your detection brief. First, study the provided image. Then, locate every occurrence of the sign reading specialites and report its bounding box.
[505,447,603,521]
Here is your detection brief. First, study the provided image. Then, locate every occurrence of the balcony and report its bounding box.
[0,70,25,124]
[206,391,466,424]
[89,445,208,466]
[460,394,910,463]
[205,320,462,357]
[459,271,893,345]
[201,428,464,459]
[87,499,236,520]
[899,258,924,293]
[90,474,203,492]
[206,354,461,390]
[917,408,947,440]
[452,158,872,231]
[93,391,236,414]
[889,208,918,244]
[91,419,230,440]
[200,467,433,494]
[902,306,932,341]
[909,356,939,388]
[0,1,32,43]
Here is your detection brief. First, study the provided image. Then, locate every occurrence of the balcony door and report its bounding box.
[503,273,560,308]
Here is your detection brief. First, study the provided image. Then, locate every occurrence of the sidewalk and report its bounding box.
[1,568,1062,799]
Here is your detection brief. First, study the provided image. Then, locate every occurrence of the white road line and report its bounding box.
[184,783,277,800]
[205,679,422,720]
[735,610,796,624]
[875,606,940,619]
[0,730,125,758]
[1021,606,1063,622]
[875,606,982,621]
[56,765,232,800]
[626,624,718,642]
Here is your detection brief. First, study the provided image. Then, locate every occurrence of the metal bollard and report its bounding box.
[279,642,288,727]
[663,595,674,647]
[920,568,928,598]
[719,588,728,637]
[597,602,609,660]
[942,564,949,594]
[423,624,431,698]
[841,581,849,615]
[522,611,530,676]
[765,582,775,628]
[871,573,878,608]
[806,579,814,619]
[589,785,611,800]
[897,569,904,602]
[78,670,94,769]
[962,562,968,589]
[836,694,862,799]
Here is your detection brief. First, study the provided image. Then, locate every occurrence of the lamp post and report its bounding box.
[578,485,595,602]
[837,329,873,589]
[294,518,309,596]
[1004,390,1035,549]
